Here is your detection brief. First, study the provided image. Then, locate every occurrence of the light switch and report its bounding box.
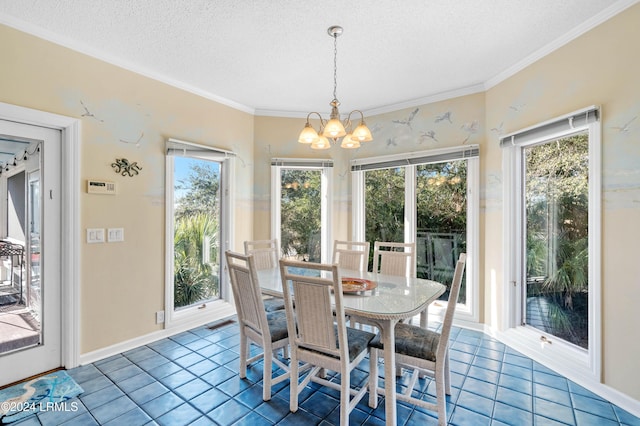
[87,228,105,243]
[108,228,124,242]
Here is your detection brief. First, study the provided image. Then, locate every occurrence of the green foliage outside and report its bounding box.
[525,133,589,348]
[280,169,322,261]
[173,161,220,308]
[364,162,468,301]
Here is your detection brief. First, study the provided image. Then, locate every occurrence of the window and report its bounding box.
[501,106,601,380]
[271,159,333,263]
[165,139,235,328]
[352,145,479,322]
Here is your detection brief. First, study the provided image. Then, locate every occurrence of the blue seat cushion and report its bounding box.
[266,309,289,342]
[263,297,285,312]
[369,322,440,362]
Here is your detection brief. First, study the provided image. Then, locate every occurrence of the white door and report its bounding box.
[0,120,61,385]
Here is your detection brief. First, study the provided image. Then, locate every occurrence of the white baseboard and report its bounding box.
[78,305,236,366]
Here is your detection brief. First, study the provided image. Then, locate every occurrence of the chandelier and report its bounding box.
[298,26,373,150]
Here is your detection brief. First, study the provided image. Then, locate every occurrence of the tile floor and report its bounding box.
[11,318,640,426]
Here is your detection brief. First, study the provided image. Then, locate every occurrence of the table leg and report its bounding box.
[420,306,428,328]
[383,318,397,426]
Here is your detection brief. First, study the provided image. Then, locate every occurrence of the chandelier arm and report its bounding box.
[306,111,326,129]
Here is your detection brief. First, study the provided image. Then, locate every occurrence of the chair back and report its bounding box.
[332,240,370,272]
[372,241,416,277]
[244,239,279,270]
[226,250,269,337]
[436,253,467,358]
[279,259,347,359]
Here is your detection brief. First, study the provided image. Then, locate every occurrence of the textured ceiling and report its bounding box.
[0,0,633,117]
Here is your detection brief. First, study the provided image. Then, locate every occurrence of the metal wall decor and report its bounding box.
[111,158,142,176]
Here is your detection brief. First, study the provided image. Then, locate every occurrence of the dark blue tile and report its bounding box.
[499,373,532,395]
[235,384,268,409]
[159,369,197,389]
[66,364,103,384]
[231,410,274,425]
[195,342,225,358]
[207,399,251,426]
[574,410,620,426]
[571,394,617,421]
[106,363,144,382]
[534,396,576,425]
[187,358,217,376]
[156,403,201,426]
[534,383,572,407]
[278,408,322,426]
[96,356,133,373]
[501,362,533,381]
[492,401,533,425]
[190,387,231,414]
[405,407,440,425]
[299,391,340,418]
[217,375,254,397]
[200,365,236,386]
[90,395,138,424]
[117,371,157,393]
[58,412,99,426]
[103,407,152,426]
[455,390,494,417]
[136,354,171,372]
[124,346,159,363]
[533,371,569,391]
[210,349,239,365]
[140,392,183,419]
[170,331,200,345]
[78,375,112,394]
[467,365,500,383]
[255,396,291,423]
[450,405,491,426]
[495,386,532,412]
[129,381,169,405]
[147,361,182,379]
[80,385,125,410]
[614,405,640,425]
[174,377,212,400]
[461,376,497,398]
[174,352,206,368]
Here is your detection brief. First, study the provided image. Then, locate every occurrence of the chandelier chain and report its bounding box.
[333,32,338,102]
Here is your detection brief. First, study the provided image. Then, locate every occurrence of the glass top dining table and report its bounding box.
[256,266,446,426]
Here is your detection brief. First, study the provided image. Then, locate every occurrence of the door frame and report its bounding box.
[0,101,81,370]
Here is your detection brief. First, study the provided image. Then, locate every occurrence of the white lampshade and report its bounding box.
[351,122,373,142]
[298,123,319,144]
[322,118,346,138]
[340,134,360,149]
[311,135,331,150]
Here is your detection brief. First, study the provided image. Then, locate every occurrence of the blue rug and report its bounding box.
[0,370,83,424]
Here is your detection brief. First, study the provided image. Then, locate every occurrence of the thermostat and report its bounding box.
[87,180,117,194]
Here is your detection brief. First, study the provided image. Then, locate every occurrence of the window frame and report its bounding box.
[164,138,236,330]
[270,158,333,263]
[501,107,602,381]
[351,145,480,325]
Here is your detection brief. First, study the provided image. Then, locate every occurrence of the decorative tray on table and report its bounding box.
[340,278,377,293]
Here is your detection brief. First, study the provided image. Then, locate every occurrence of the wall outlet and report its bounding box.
[156,310,165,324]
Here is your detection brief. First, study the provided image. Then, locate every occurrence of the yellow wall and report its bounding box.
[1,1,639,403]
[0,24,255,352]
[485,4,640,400]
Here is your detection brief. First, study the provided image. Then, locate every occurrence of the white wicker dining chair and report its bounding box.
[279,259,376,426]
[332,240,370,272]
[244,239,285,312]
[225,250,290,401]
[372,241,416,277]
[368,253,467,426]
